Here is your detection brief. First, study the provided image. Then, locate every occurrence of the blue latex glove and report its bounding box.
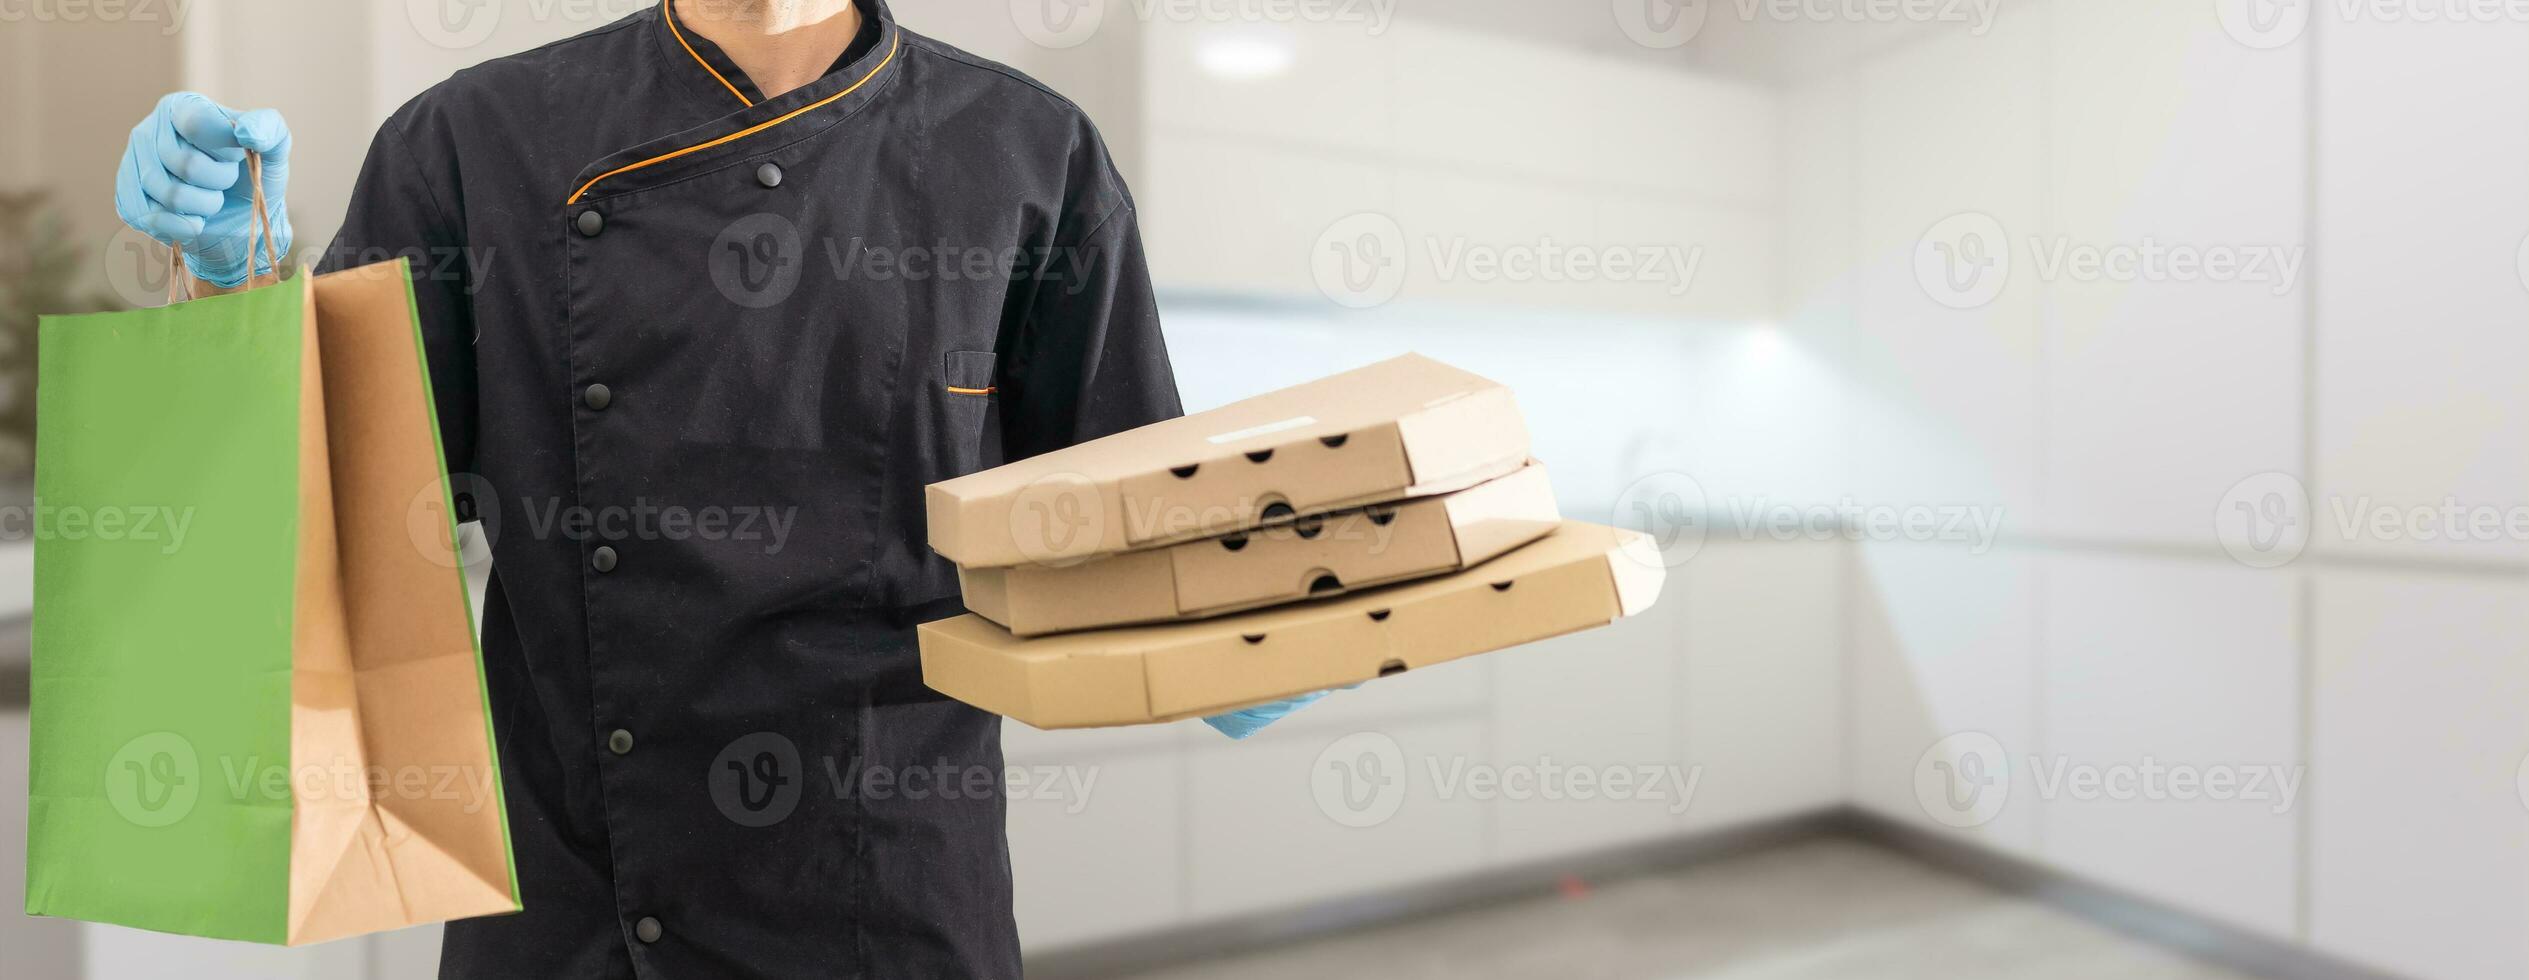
[116,92,293,289]
[1203,686,1351,740]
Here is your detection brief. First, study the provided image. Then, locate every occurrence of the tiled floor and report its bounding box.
[1119,840,2258,980]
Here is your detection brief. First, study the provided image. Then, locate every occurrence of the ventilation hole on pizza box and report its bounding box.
[1378,659,1408,677]
[1366,507,1397,527]
[1308,573,1343,595]
[1491,581,1516,592]
[1294,515,1325,539]
[1245,449,1274,464]
[1261,501,1296,523]
[1366,609,1392,622]
[1319,434,1349,449]
[1242,633,1268,645]
[1170,464,1199,479]
[1219,534,1249,552]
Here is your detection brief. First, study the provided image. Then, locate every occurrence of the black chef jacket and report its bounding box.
[312,2,1181,976]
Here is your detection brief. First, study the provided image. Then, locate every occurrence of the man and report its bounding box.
[115,1,1330,975]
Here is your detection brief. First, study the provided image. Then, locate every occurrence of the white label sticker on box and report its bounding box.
[1205,415,1318,445]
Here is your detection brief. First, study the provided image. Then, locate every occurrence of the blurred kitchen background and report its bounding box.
[3,0,2523,978]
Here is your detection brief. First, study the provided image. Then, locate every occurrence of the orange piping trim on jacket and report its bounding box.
[945,386,996,395]
[567,31,900,205]
[665,0,754,107]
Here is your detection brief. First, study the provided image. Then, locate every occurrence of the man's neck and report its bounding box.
[675,0,864,101]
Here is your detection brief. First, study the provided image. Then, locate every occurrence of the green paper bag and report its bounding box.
[25,258,520,945]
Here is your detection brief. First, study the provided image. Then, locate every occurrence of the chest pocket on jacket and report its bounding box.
[937,349,1002,478]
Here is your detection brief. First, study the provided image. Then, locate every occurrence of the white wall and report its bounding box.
[1790,3,2529,979]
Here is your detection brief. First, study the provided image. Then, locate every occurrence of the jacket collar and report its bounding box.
[568,0,903,205]
[655,0,894,110]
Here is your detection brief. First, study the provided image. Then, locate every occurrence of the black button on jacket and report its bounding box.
[314,2,1181,976]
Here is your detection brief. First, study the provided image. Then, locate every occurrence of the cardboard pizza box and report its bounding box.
[926,354,1530,569]
[918,521,1662,729]
[959,461,1561,636]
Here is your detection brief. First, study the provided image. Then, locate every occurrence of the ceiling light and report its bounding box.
[1195,27,1298,80]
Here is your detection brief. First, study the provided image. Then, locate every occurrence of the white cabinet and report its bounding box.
[1143,14,1394,155]
[2313,13,2529,563]
[1141,134,1394,298]
[1490,598,1688,863]
[2310,570,2529,980]
[1680,540,1844,832]
[1183,718,1489,920]
[1589,62,1781,207]
[2040,0,2307,545]
[1847,542,2041,857]
[2039,553,2302,939]
[1132,16,1781,319]
[1849,16,2044,533]
[1007,748,1189,949]
[1391,168,1598,312]
[1388,21,1599,184]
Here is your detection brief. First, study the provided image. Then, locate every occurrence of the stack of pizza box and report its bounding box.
[918,354,1665,730]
